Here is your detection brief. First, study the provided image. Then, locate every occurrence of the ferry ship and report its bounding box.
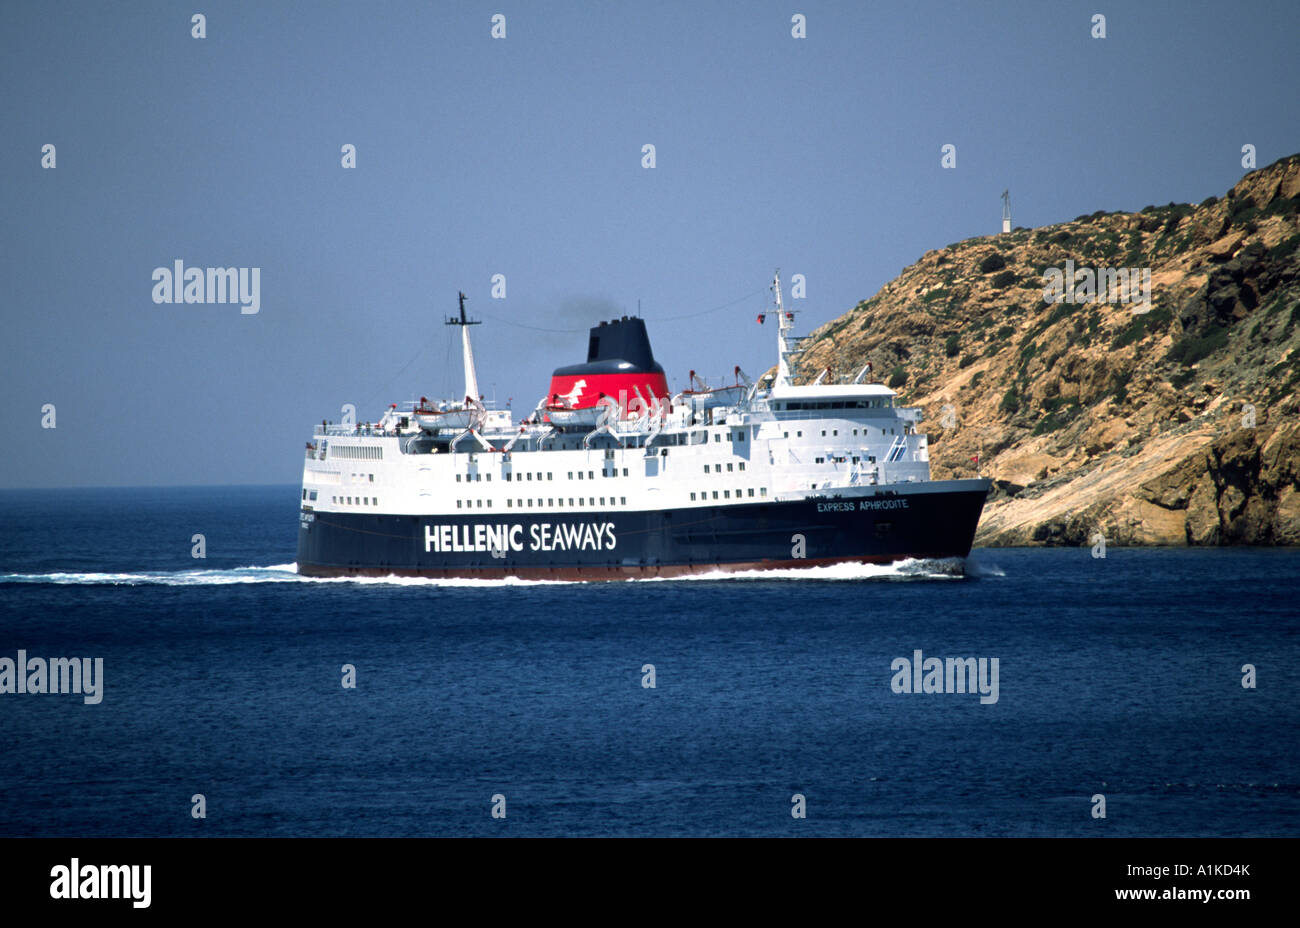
[296,273,990,579]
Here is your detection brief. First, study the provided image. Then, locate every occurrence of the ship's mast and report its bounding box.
[772,270,799,389]
[446,291,481,404]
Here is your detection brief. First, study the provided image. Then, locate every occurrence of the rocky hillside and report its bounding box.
[796,154,1300,546]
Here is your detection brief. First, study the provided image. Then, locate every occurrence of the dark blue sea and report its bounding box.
[0,485,1296,837]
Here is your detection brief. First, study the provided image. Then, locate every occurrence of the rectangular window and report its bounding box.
[821,430,826,437]
[548,498,554,506]
[302,489,307,500]
[506,473,512,481]
[783,431,789,438]
[714,434,720,442]
[690,492,696,501]
[526,473,532,481]
[622,468,628,476]
[620,496,626,505]
[727,463,733,472]
[724,490,730,498]
[760,487,768,497]
[747,488,754,497]
[567,472,573,480]
[588,471,594,479]
[712,491,719,499]
[577,472,583,480]
[833,429,838,436]
[568,498,574,506]
[548,473,553,480]
[456,500,462,509]
[739,462,745,471]
[456,474,461,482]
[486,474,491,481]
[309,490,317,501]
[797,431,803,437]
[703,465,709,474]
[507,500,513,508]
[477,500,483,508]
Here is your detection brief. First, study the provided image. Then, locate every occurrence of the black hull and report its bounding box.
[296,482,989,580]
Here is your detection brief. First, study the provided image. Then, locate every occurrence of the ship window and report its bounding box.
[567,472,573,479]
[487,500,492,508]
[724,490,730,498]
[783,431,789,438]
[588,471,594,479]
[363,497,368,505]
[569,498,574,506]
[727,463,733,472]
[302,489,307,500]
[486,474,491,481]
[621,496,626,505]
[369,474,374,482]
[476,500,483,508]
[739,462,745,471]
[738,433,745,442]
[690,492,696,501]
[747,488,754,497]
[309,491,317,501]
[374,497,379,505]
[622,468,628,476]
[577,472,583,480]
[456,474,461,482]
[548,473,553,480]
[506,473,512,481]
[507,500,512,507]
[703,465,708,474]
[760,487,767,497]
[815,457,824,464]
[714,434,720,442]
[476,474,482,482]
[526,472,532,481]
[852,456,859,463]
[833,430,838,436]
[712,491,719,499]
[457,500,462,509]
[821,430,826,437]
[796,431,802,437]
[853,429,858,436]
[600,497,605,505]
[548,498,554,506]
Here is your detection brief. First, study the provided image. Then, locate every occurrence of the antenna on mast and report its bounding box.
[445,291,482,403]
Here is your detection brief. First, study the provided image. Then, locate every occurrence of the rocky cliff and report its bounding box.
[795,154,1300,546]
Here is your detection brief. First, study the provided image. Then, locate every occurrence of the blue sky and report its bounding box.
[3,0,1297,487]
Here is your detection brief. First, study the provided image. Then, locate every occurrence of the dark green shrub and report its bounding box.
[944,333,961,357]
[888,366,908,388]
[1000,388,1020,414]
[979,253,1007,273]
[1168,325,1229,366]
[992,270,1018,288]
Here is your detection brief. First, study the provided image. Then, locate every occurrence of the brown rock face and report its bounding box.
[791,153,1300,547]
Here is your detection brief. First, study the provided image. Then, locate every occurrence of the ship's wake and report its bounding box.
[0,558,971,587]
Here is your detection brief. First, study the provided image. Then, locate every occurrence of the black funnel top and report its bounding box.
[553,316,665,376]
